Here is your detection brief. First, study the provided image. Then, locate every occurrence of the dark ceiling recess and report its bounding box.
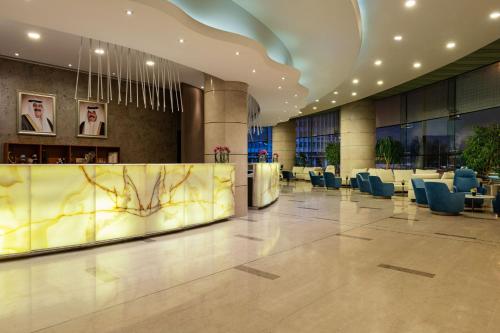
[373,38,500,99]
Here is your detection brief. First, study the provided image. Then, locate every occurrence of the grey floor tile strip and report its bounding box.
[234,265,280,280]
[235,234,264,241]
[378,264,435,278]
[236,217,258,222]
[297,206,319,210]
[288,200,306,202]
[434,232,477,240]
[389,216,419,221]
[335,233,372,241]
[359,206,382,210]
[314,217,340,222]
[143,238,156,243]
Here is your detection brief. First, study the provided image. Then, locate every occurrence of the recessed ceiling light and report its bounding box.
[352,79,359,84]
[413,62,422,68]
[405,0,416,8]
[294,94,298,97]
[252,69,256,73]
[374,59,382,66]
[281,76,286,80]
[146,60,155,66]
[14,52,20,57]
[294,105,298,108]
[333,91,338,95]
[313,106,317,110]
[68,64,73,67]
[126,9,133,15]
[278,86,282,90]
[299,111,303,114]
[285,101,289,104]
[94,48,105,55]
[315,99,319,102]
[235,51,240,56]
[27,32,40,40]
[394,35,403,41]
[377,80,384,85]
[201,86,204,89]
[179,38,184,43]
[490,11,500,19]
[331,100,336,104]
[112,72,116,75]
[352,92,357,96]
[446,41,456,49]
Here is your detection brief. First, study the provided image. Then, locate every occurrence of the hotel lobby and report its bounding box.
[0,0,499,332]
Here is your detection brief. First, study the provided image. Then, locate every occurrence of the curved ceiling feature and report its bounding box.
[169,0,293,66]
[233,0,363,105]
[301,0,500,117]
[0,0,308,125]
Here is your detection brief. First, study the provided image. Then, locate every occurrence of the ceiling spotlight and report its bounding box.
[352,78,359,84]
[68,64,73,67]
[178,38,184,43]
[126,9,133,15]
[281,76,286,80]
[285,101,289,104]
[299,111,303,114]
[331,100,336,104]
[252,69,256,73]
[146,60,155,66]
[413,62,422,68]
[235,51,240,56]
[377,80,384,85]
[278,86,282,90]
[294,94,298,97]
[27,32,41,40]
[352,92,357,96]
[374,59,382,66]
[405,0,416,8]
[315,99,319,102]
[313,106,317,110]
[201,86,204,89]
[294,105,298,108]
[394,35,403,41]
[14,52,20,57]
[333,91,338,95]
[446,41,456,49]
[94,48,105,55]
[490,11,500,19]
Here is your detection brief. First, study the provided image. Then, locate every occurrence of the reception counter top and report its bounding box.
[250,163,280,208]
[0,163,235,258]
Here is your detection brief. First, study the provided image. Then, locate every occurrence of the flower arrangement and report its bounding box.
[258,149,268,162]
[258,149,268,156]
[214,145,231,163]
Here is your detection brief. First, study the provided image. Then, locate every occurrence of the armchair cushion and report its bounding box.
[454,169,479,193]
[368,168,395,183]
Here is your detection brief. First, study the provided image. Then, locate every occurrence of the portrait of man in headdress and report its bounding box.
[77,100,107,138]
[18,92,56,136]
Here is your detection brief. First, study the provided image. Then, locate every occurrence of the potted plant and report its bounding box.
[461,124,500,178]
[272,153,279,163]
[258,149,268,163]
[325,142,340,174]
[376,137,404,169]
[214,145,230,163]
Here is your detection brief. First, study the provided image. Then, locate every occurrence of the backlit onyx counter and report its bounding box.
[0,163,235,258]
[250,163,280,208]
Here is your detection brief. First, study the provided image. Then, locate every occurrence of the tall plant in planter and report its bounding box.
[325,142,340,173]
[461,124,500,177]
[376,137,404,169]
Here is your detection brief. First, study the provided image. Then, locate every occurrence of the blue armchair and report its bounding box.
[282,170,294,184]
[309,171,324,187]
[424,182,465,215]
[356,172,371,194]
[350,177,359,189]
[324,172,342,189]
[453,169,486,207]
[368,176,395,198]
[411,178,428,206]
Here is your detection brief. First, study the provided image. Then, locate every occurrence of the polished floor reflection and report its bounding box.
[1,182,499,332]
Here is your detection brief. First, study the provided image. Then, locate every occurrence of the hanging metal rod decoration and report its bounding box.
[247,95,262,139]
[74,37,184,113]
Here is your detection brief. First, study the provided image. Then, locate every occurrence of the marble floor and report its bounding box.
[1,182,499,333]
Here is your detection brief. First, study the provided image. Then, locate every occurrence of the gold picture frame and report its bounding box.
[17,91,57,136]
[77,99,108,139]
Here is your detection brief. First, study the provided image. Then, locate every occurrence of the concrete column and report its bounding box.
[340,99,376,181]
[272,120,296,171]
[204,75,248,217]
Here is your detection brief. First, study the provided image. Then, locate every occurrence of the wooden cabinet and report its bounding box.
[3,143,120,164]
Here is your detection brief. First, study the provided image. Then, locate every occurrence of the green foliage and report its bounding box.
[461,124,500,177]
[296,152,307,166]
[375,137,404,169]
[325,142,340,168]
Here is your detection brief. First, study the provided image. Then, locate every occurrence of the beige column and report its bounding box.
[272,120,296,171]
[204,75,248,217]
[340,99,376,181]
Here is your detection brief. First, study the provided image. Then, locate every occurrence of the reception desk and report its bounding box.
[250,163,280,208]
[0,163,235,258]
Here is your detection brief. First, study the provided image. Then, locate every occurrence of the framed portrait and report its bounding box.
[77,100,108,138]
[17,91,56,136]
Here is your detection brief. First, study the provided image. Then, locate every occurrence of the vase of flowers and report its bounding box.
[214,146,230,163]
[272,153,279,163]
[258,149,268,163]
